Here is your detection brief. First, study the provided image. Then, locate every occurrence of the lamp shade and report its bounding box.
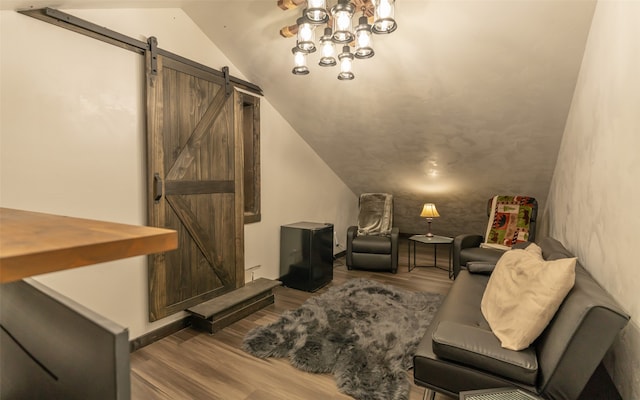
[420,203,440,218]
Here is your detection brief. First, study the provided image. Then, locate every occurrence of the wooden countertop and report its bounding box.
[0,208,178,284]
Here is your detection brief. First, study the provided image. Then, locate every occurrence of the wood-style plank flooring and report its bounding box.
[130,238,456,400]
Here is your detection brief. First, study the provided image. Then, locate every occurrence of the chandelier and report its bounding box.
[278,0,397,80]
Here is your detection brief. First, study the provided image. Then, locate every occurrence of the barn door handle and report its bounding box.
[153,173,163,202]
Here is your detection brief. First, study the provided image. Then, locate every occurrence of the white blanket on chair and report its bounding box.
[357,193,393,236]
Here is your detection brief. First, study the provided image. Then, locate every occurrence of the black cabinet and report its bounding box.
[279,222,333,292]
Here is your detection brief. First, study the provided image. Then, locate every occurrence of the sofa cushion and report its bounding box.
[432,320,538,385]
[481,244,576,350]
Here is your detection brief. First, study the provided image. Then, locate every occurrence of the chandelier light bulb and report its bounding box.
[378,0,392,18]
[322,41,335,57]
[300,25,313,41]
[341,58,352,73]
[357,32,370,48]
[337,13,350,30]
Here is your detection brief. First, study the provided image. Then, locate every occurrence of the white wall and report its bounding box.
[544,1,640,398]
[0,8,357,339]
[244,99,358,279]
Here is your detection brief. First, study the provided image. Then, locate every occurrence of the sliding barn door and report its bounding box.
[145,49,244,321]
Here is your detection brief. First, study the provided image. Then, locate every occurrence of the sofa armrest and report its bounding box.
[454,234,484,249]
[466,261,496,275]
[453,234,484,278]
[432,320,538,386]
[390,227,399,273]
[346,226,357,267]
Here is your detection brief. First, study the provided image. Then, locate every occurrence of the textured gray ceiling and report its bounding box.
[184,0,597,237]
[3,0,597,237]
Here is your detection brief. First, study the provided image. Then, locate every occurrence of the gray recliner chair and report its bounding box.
[346,193,399,274]
[453,196,538,278]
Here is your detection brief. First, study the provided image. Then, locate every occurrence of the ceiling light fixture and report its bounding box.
[338,45,355,80]
[305,0,329,23]
[318,27,338,66]
[278,0,397,80]
[296,16,316,53]
[291,47,310,75]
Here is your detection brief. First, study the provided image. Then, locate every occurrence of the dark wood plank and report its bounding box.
[191,295,277,335]
[165,180,234,195]
[130,317,190,353]
[146,50,169,321]
[187,278,281,319]
[165,87,228,181]
[242,93,261,224]
[209,295,276,332]
[165,194,231,286]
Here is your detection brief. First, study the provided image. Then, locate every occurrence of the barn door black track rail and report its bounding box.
[18,7,263,96]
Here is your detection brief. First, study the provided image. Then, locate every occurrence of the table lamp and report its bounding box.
[420,203,440,237]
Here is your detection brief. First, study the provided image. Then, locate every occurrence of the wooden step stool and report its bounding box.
[187,278,281,334]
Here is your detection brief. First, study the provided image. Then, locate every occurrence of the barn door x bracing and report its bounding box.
[145,45,244,321]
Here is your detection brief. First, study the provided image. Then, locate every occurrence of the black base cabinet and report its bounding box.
[279,222,333,292]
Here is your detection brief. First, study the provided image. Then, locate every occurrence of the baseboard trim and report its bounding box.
[129,316,191,353]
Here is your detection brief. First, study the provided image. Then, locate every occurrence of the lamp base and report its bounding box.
[426,220,434,237]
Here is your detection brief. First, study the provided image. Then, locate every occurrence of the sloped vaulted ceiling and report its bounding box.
[184,0,597,237]
[3,0,597,237]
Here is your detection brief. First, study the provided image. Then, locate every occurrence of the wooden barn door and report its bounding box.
[145,46,244,321]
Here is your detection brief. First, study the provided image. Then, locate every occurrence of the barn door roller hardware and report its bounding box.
[148,37,158,75]
[223,66,231,97]
[18,7,263,96]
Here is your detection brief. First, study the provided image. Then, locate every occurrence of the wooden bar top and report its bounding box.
[0,208,177,284]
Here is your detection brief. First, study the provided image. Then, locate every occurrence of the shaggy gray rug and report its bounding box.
[242,278,443,400]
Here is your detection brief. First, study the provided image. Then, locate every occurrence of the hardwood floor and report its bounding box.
[130,238,456,400]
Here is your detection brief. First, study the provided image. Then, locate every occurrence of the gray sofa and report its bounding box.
[413,237,630,400]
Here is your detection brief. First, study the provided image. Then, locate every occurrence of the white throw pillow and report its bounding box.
[481,243,576,351]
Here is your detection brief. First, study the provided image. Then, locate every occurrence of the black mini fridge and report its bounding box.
[279,222,334,292]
